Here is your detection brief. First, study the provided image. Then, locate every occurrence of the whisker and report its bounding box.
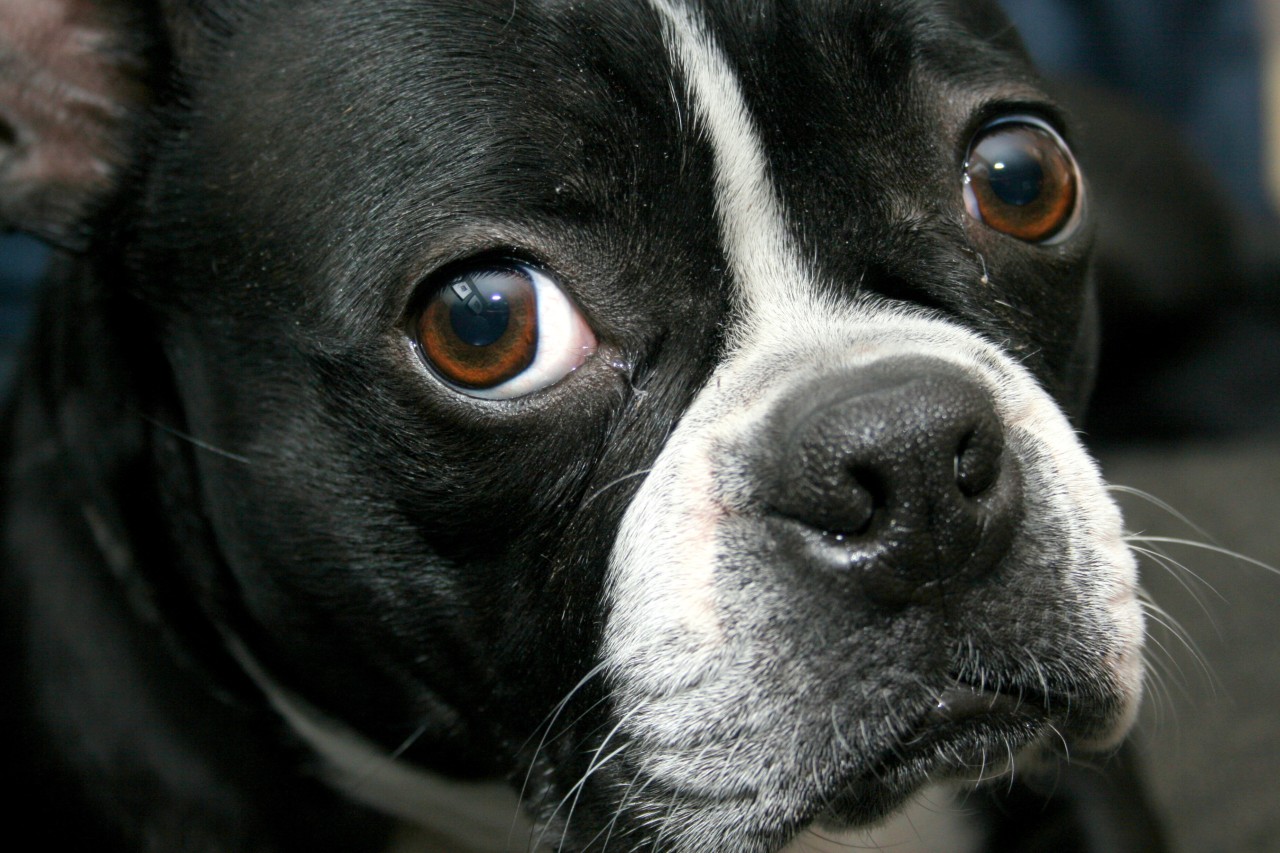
[1127,536,1280,578]
[142,415,252,464]
[1137,616,1191,695]
[341,720,430,797]
[1044,720,1071,764]
[554,743,629,852]
[581,469,654,509]
[975,743,990,786]
[595,767,652,852]
[509,661,609,851]
[1127,542,1225,616]
[1108,484,1218,544]
[1142,667,1169,724]
[1139,648,1179,732]
[1137,593,1219,695]
[533,707,637,853]
[387,721,430,762]
[1133,586,1224,740]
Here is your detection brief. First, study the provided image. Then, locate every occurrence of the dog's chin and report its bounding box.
[835,716,1056,821]
[563,685,1105,853]
[821,694,1050,825]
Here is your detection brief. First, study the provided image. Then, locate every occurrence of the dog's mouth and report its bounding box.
[593,304,1144,850]
[805,680,1055,832]
[905,681,1050,767]
[583,679,1066,847]
[928,679,1051,735]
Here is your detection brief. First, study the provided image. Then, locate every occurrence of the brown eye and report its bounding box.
[414,263,596,399]
[964,118,1081,243]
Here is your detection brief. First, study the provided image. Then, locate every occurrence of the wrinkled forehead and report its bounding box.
[145,0,1050,343]
[167,0,1039,208]
[196,0,1036,191]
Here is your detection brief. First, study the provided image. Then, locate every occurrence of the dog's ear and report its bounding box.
[0,0,160,250]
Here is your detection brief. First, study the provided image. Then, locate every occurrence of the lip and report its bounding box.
[596,684,1056,851]
[856,682,1052,791]
[813,685,1049,825]
[926,682,1039,727]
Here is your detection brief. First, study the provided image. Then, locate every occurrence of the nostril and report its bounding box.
[754,358,1026,606]
[0,114,16,149]
[840,465,885,536]
[799,464,884,540]
[954,427,1003,497]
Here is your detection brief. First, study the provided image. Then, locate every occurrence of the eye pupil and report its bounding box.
[417,266,538,390]
[412,261,598,400]
[987,154,1044,207]
[449,277,511,346]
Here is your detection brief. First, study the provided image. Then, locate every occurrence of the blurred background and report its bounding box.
[999,2,1280,851]
[2,0,1278,850]
[1006,0,1280,444]
[0,229,42,394]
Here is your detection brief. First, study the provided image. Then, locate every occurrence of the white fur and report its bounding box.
[648,0,814,330]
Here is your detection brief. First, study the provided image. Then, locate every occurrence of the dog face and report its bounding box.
[3,0,1143,849]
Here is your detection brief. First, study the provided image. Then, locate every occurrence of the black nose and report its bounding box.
[761,357,1022,606]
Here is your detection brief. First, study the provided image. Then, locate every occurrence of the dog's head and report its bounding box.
[3,0,1143,849]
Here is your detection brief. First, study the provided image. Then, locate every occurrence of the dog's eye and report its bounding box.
[413,263,596,399]
[963,117,1081,243]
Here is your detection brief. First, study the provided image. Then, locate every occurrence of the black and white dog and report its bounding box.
[1,0,1160,850]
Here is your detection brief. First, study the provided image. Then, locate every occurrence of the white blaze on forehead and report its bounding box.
[648,0,827,335]
[606,0,824,691]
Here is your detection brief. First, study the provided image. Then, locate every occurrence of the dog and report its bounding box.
[1,0,1163,850]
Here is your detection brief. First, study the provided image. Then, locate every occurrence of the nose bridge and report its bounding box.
[759,356,1023,606]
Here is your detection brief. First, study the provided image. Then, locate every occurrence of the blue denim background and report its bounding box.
[1002,0,1269,216]
[0,233,47,391]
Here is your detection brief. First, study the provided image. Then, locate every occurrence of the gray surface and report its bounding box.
[1101,442,1280,853]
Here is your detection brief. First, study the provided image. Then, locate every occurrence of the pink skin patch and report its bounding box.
[0,0,149,238]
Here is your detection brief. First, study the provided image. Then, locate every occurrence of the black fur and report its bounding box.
[1,1,1163,850]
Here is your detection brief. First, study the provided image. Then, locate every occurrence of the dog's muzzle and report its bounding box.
[594,306,1144,851]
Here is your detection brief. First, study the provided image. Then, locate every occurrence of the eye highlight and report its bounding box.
[413,262,596,399]
[963,117,1081,243]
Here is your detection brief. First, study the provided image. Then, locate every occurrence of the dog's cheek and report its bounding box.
[145,347,458,743]
[159,330,649,758]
